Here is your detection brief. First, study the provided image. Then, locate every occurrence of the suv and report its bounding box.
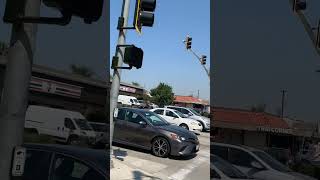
[165,106,210,131]
[211,142,315,180]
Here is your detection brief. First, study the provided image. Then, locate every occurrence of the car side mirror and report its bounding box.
[251,161,264,170]
[139,121,147,127]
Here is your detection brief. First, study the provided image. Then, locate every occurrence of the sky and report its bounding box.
[213,0,320,122]
[0,1,108,79]
[110,0,210,101]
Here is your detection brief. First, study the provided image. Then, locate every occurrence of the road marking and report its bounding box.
[168,156,208,180]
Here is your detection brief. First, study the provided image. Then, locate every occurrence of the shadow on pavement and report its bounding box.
[113,148,128,161]
[133,170,162,180]
[113,142,198,160]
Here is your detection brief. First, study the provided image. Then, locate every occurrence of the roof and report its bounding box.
[0,56,143,90]
[23,143,108,175]
[213,107,290,131]
[174,95,209,105]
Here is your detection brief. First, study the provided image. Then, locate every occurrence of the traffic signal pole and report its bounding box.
[109,0,131,168]
[189,48,210,78]
[0,0,40,179]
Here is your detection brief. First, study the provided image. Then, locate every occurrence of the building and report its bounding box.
[173,95,210,113]
[0,56,144,119]
[212,107,316,152]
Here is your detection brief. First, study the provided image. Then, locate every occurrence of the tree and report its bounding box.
[250,103,267,112]
[69,64,94,78]
[132,82,140,87]
[150,83,174,107]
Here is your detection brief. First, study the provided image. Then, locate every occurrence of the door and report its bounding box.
[51,154,105,180]
[113,108,128,142]
[125,111,154,148]
[165,110,180,125]
[63,118,76,141]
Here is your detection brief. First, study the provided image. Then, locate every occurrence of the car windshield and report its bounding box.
[188,108,200,116]
[74,119,93,130]
[212,155,248,179]
[253,151,292,173]
[174,110,189,118]
[143,112,170,126]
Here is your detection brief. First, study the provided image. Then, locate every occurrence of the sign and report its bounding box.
[119,85,136,93]
[12,147,26,176]
[29,76,82,98]
[257,126,292,134]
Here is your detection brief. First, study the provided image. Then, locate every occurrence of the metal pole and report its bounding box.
[109,0,131,168]
[0,0,39,179]
[281,90,287,119]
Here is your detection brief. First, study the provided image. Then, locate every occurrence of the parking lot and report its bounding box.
[112,132,210,180]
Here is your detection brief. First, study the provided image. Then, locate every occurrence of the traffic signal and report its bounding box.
[3,0,104,24]
[133,0,157,34]
[124,46,144,69]
[293,0,307,11]
[185,36,192,50]
[201,55,207,65]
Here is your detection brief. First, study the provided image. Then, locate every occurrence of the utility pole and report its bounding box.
[197,90,200,98]
[109,0,131,168]
[281,90,287,119]
[0,0,40,179]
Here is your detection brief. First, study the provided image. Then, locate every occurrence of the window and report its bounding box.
[64,118,76,130]
[210,169,221,179]
[229,148,257,168]
[212,145,228,160]
[52,155,104,180]
[126,111,145,124]
[165,110,178,118]
[153,109,164,115]
[23,150,52,180]
[117,109,126,120]
[181,108,190,115]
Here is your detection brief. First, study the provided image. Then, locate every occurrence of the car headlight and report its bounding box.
[170,133,186,141]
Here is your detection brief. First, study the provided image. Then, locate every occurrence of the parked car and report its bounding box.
[149,103,159,109]
[265,147,293,166]
[25,105,96,145]
[19,143,107,180]
[89,122,108,148]
[118,95,140,107]
[150,108,203,134]
[165,106,210,132]
[113,108,199,157]
[212,142,316,180]
[211,154,253,180]
[138,100,148,108]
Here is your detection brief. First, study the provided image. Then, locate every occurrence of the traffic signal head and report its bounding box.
[43,0,104,24]
[201,55,207,65]
[134,0,157,34]
[124,46,144,69]
[3,0,104,24]
[185,36,192,50]
[293,0,307,11]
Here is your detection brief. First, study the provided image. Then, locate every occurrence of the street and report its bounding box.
[112,132,210,180]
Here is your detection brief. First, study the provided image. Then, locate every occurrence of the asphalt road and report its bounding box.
[112,132,210,180]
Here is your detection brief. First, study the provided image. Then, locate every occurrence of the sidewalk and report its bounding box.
[110,156,166,180]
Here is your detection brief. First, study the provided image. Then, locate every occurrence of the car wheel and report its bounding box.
[152,137,170,158]
[179,124,189,130]
[199,122,205,132]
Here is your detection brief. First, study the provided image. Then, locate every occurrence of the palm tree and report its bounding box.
[69,64,94,78]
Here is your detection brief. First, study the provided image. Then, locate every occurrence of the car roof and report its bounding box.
[211,142,261,152]
[23,143,108,174]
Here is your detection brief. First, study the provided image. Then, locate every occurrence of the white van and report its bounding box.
[117,95,141,107]
[25,105,96,145]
